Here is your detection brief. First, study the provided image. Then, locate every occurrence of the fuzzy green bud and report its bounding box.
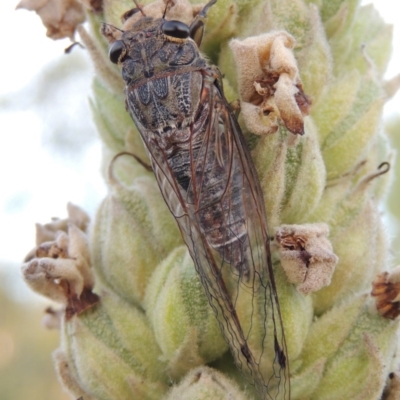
[91,172,181,306]
[164,366,250,400]
[298,294,399,400]
[58,291,169,400]
[144,246,228,379]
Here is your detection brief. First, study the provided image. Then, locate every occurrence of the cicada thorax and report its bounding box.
[103,1,290,398]
[119,20,207,132]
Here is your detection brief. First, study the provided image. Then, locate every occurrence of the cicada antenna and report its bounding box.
[100,22,124,42]
[132,0,146,16]
[101,22,124,32]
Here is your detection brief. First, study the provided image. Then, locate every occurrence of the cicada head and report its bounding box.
[101,0,217,84]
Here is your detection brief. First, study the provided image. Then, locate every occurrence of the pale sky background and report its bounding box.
[0,0,399,301]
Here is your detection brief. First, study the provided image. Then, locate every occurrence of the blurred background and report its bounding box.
[0,0,399,398]
[0,1,105,398]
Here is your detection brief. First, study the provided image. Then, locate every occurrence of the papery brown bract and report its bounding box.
[102,1,290,398]
[16,0,85,39]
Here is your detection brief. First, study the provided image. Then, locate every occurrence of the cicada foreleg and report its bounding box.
[189,0,217,46]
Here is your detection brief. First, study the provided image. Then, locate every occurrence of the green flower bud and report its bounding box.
[90,78,133,154]
[273,265,313,362]
[251,130,288,228]
[321,85,384,180]
[92,175,181,306]
[59,291,169,400]
[144,246,228,379]
[164,366,250,400]
[103,0,134,27]
[322,0,359,40]
[300,295,367,368]
[315,200,381,313]
[313,165,389,313]
[279,119,326,223]
[296,294,399,399]
[53,350,96,400]
[289,359,326,399]
[311,71,361,143]
[331,3,392,76]
[312,333,385,400]
[77,25,124,95]
[251,118,326,227]
[200,0,238,60]
[294,7,332,104]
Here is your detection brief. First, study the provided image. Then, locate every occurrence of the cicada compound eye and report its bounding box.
[162,20,190,39]
[109,40,126,64]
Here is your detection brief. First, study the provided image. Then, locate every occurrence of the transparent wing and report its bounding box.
[127,78,290,399]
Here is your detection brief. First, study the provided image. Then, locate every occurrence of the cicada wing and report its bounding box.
[186,85,290,399]
[126,82,289,399]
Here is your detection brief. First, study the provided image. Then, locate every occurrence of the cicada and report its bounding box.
[102,0,290,398]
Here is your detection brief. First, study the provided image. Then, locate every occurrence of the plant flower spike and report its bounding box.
[19,0,400,399]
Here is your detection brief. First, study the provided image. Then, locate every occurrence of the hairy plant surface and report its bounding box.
[20,0,400,399]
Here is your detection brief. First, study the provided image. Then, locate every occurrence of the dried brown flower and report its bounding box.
[230,31,311,136]
[16,0,85,40]
[275,223,338,294]
[21,206,98,318]
[371,267,400,320]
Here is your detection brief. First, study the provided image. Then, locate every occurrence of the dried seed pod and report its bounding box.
[371,267,400,320]
[230,31,311,136]
[275,223,338,294]
[22,212,98,317]
[16,0,85,39]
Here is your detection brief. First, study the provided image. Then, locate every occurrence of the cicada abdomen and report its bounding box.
[102,0,290,398]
